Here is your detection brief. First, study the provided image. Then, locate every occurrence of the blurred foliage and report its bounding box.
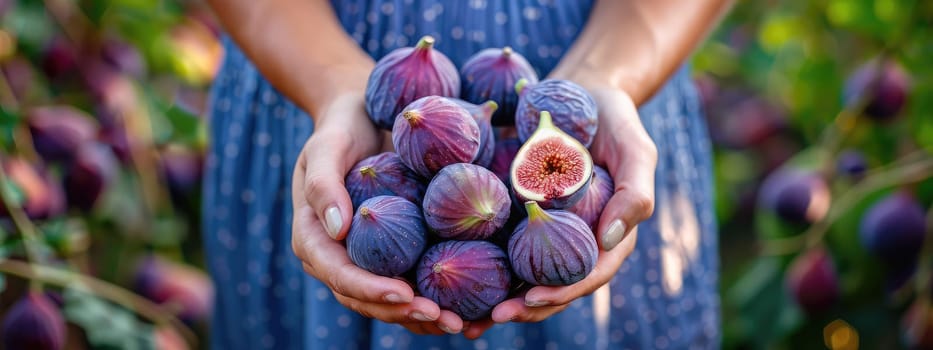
[694,0,933,348]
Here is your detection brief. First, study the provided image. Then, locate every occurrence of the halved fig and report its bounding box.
[509,111,593,209]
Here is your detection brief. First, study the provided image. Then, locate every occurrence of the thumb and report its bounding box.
[302,132,357,240]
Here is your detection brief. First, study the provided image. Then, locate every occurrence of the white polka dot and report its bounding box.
[248,260,260,273]
[495,12,508,24]
[544,341,558,350]
[337,314,351,327]
[256,132,271,147]
[625,320,638,334]
[611,294,625,308]
[648,246,659,260]
[288,277,300,290]
[380,2,394,15]
[469,0,486,9]
[610,330,624,342]
[224,143,239,158]
[316,288,329,301]
[262,90,276,104]
[380,335,394,348]
[220,181,233,196]
[474,339,488,350]
[259,274,272,287]
[396,36,408,47]
[229,122,242,137]
[631,284,644,298]
[537,45,549,58]
[423,9,437,22]
[513,337,525,348]
[237,282,250,296]
[470,31,485,42]
[241,189,254,203]
[574,332,587,345]
[649,286,661,299]
[268,154,282,168]
[451,26,464,40]
[367,39,378,52]
[218,99,231,112]
[382,33,396,48]
[655,336,669,349]
[403,24,416,36]
[260,239,273,253]
[667,303,680,316]
[549,45,562,57]
[315,326,329,338]
[274,106,286,119]
[645,310,658,323]
[516,34,529,46]
[668,326,682,340]
[522,6,541,20]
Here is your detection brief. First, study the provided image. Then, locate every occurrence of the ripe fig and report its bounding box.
[836,150,867,179]
[100,39,146,78]
[64,143,119,211]
[902,299,933,349]
[345,152,426,209]
[40,37,79,81]
[757,169,830,225]
[515,79,598,148]
[392,96,481,178]
[784,248,839,314]
[845,58,910,121]
[159,144,203,209]
[568,165,613,230]
[1,158,66,220]
[508,201,598,286]
[489,137,521,184]
[452,99,497,168]
[135,255,214,324]
[416,240,511,320]
[859,192,926,267]
[365,35,460,129]
[422,163,511,240]
[346,196,427,277]
[460,47,539,126]
[510,111,593,209]
[1,292,66,350]
[27,106,98,162]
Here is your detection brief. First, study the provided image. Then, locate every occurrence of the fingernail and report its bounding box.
[324,206,342,239]
[384,294,406,304]
[601,219,627,251]
[525,299,550,307]
[410,312,433,322]
[439,325,457,334]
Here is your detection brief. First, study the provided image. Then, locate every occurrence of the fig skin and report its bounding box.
[489,137,522,184]
[510,111,594,209]
[844,58,910,121]
[392,96,481,178]
[568,165,613,230]
[515,79,598,148]
[64,143,120,211]
[758,169,830,225]
[460,47,539,126]
[784,248,839,315]
[365,36,460,130]
[508,202,598,286]
[345,152,427,209]
[452,99,498,168]
[1,292,66,350]
[416,240,511,321]
[346,196,428,277]
[27,106,98,162]
[422,163,511,240]
[859,192,926,267]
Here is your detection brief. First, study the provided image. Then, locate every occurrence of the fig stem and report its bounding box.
[515,78,529,95]
[360,207,371,218]
[483,101,499,116]
[416,36,435,50]
[502,46,513,58]
[359,166,377,177]
[403,110,422,126]
[432,263,443,274]
[538,111,555,130]
[524,201,549,222]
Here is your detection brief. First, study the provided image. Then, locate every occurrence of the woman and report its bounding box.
[202,0,730,348]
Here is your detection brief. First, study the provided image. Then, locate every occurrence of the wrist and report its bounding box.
[301,63,374,119]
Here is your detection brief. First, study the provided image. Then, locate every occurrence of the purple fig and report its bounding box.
[27,106,98,162]
[422,163,511,240]
[716,96,785,149]
[101,39,145,77]
[135,255,214,324]
[515,79,598,148]
[1,158,66,220]
[785,248,839,314]
[159,145,203,206]
[98,123,133,164]
[452,99,497,168]
[40,37,79,80]
[64,143,119,211]
[460,47,539,126]
[836,150,867,179]
[416,240,511,320]
[758,169,830,225]
[845,58,910,121]
[509,201,598,286]
[392,96,481,178]
[1,292,66,350]
[346,196,427,277]
[365,36,460,129]
[510,111,593,209]
[489,137,521,184]
[859,192,926,267]
[345,152,426,209]
[902,299,933,349]
[568,165,613,230]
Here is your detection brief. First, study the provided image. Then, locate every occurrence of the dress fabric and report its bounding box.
[202,1,721,349]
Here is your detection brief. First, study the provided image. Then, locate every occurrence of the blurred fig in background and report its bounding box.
[97,122,133,164]
[27,106,98,162]
[1,292,67,350]
[715,96,786,149]
[2,57,36,101]
[158,144,203,208]
[64,143,119,211]
[836,149,867,179]
[134,255,213,324]
[844,59,911,121]
[758,169,831,225]
[859,192,926,267]
[100,38,146,78]
[40,37,79,81]
[902,299,933,350]
[1,158,66,220]
[785,248,840,315]
[153,325,189,350]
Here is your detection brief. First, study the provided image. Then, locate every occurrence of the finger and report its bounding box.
[302,131,358,240]
[435,310,464,334]
[332,293,441,324]
[463,318,494,339]
[597,144,656,251]
[523,229,638,306]
[490,297,571,323]
[299,258,414,304]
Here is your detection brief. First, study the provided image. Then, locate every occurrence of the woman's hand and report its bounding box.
[290,92,466,335]
[464,85,657,338]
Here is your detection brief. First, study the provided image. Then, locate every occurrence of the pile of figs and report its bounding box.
[344,36,613,320]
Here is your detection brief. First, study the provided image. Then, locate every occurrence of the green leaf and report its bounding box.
[63,285,155,350]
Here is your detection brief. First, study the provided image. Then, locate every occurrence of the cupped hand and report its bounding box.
[290,92,465,335]
[464,87,658,338]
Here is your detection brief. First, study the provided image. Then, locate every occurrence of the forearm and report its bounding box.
[550,0,734,105]
[206,0,374,120]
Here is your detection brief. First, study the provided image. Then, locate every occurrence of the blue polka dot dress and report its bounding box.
[202,1,720,349]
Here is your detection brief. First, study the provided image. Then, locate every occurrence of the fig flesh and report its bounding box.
[515,79,598,148]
